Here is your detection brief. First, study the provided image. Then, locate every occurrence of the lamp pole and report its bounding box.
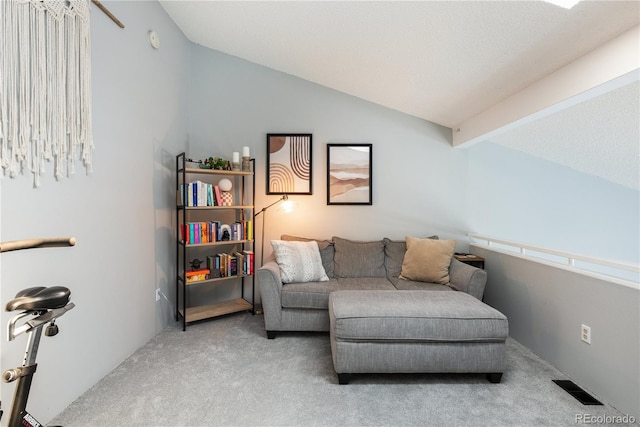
[254,194,288,267]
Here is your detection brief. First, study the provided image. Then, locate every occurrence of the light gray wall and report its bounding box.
[467,141,640,418]
[2,0,636,423]
[475,247,639,419]
[467,141,640,264]
[0,1,189,423]
[187,45,470,273]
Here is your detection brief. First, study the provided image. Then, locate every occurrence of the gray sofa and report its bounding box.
[258,236,489,339]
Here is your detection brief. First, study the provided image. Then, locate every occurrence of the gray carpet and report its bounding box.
[51,313,636,426]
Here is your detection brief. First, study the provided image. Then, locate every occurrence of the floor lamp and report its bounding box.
[254,194,288,268]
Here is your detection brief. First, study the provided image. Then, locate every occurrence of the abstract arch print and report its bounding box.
[267,134,312,194]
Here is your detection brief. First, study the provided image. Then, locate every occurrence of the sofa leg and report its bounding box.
[266,330,277,339]
[487,373,503,383]
[337,374,351,385]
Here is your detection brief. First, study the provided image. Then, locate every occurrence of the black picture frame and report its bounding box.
[266,133,312,195]
[327,144,372,205]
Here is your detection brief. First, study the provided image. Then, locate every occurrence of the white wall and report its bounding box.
[187,45,469,273]
[0,1,189,424]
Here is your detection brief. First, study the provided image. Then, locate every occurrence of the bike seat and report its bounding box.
[5,286,71,312]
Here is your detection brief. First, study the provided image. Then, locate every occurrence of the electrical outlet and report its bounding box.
[156,288,161,302]
[581,324,591,344]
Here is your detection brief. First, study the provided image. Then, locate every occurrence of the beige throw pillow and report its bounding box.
[400,236,456,285]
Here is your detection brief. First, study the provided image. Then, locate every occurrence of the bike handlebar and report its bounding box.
[0,237,76,253]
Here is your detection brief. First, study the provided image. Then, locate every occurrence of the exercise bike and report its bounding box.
[0,237,76,427]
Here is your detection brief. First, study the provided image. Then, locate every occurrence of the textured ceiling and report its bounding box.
[490,80,639,190]
[159,0,640,189]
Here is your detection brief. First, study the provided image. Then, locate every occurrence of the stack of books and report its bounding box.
[180,220,253,245]
[179,181,223,207]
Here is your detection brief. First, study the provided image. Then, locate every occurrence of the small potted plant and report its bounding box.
[202,156,228,170]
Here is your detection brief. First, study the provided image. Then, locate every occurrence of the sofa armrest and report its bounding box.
[257,260,284,330]
[448,258,487,300]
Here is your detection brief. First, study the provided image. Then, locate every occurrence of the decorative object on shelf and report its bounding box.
[327,144,372,205]
[232,152,241,171]
[218,178,233,206]
[254,194,289,268]
[185,158,204,168]
[242,146,251,171]
[220,224,231,241]
[220,192,233,206]
[203,156,229,170]
[190,258,205,270]
[267,134,312,195]
[218,178,232,192]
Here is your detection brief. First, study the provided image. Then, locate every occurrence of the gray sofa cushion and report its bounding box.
[333,237,385,278]
[329,290,508,342]
[383,238,406,278]
[388,277,452,291]
[282,278,395,310]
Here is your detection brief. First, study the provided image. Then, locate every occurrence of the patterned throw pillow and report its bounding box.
[280,234,335,277]
[271,240,329,283]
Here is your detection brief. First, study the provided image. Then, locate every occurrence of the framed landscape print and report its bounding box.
[327,144,372,205]
[266,133,312,195]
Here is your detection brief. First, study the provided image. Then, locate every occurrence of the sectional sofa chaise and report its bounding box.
[257,235,509,383]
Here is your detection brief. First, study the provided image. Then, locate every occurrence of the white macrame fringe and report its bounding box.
[0,0,93,187]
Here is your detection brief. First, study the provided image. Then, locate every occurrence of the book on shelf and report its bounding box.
[207,184,214,206]
[180,181,225,207]
[213,185,222,206]
[235,251,245,275]
[177,188,184,206]
[185,268,210,283]
[242,249,254,275]
[229,254,237,276]
[219,252,228,276]
[201,222,208,244]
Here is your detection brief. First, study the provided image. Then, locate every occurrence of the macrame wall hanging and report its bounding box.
[0,0,94,187]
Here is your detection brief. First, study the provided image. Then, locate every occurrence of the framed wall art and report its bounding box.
[266,133,312,195]
[327,144,372,205]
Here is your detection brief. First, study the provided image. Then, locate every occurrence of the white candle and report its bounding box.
[242,146,250,157]
[232,152,240,163]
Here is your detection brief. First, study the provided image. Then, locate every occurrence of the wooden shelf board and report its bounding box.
[183,298,252,323]
[183,240,253,248]
[183,205,254,210]
[185,168,253,176]
[185,273,253,286]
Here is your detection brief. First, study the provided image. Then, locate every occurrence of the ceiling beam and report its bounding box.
[452,25,640,147]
